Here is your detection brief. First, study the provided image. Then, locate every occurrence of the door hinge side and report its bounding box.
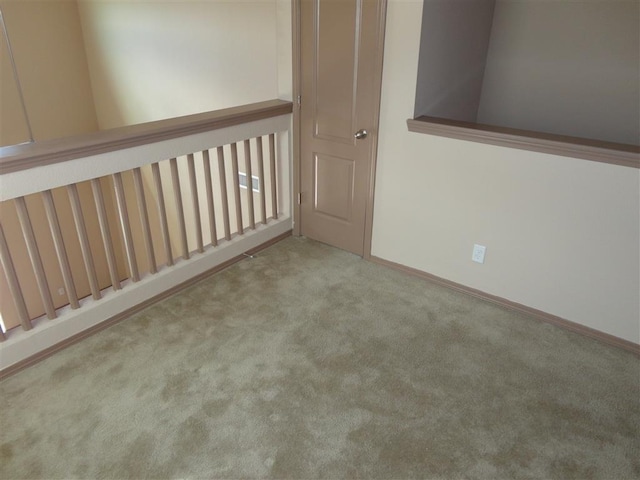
[296,95,301,108]
[297,192,302,205]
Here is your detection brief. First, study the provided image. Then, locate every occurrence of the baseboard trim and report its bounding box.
[369,255,640,356]
[0,230,292,381]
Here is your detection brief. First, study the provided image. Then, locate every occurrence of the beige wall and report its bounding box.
[477,0,640,145]
[76,0,289,258]
[0,0,98,143]
[373,0,640,343]
[1,25,30,146]
[276,0,293,101]
[78,0,282,130]
[414,0,495,121]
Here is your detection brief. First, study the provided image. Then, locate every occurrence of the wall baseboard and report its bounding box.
[2,234,635,381]
[369,255,640,356]
[0,230,292,381]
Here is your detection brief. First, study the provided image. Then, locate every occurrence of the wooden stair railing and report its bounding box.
[0,100,293,372]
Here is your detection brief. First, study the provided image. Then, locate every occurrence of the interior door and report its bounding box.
[299,0,386,256]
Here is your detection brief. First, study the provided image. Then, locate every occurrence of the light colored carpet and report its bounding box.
[1,236,638,479]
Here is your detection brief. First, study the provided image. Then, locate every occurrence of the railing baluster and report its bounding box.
[42,190,79,308]
[217,147,232,241]
[113,172,140,282]
[269,133,278,219]
[256,136,267,224]
[132,168,157,274]
[231,143,243,235]
[202,150,218,247]
[170,158,190,260]
[90,179,122,290]
[187,154,204,253]
[243,139,255,230]
[0,223,32,331]
[14,197,56,319]
[67,184,101,300]
[151,163,173,267]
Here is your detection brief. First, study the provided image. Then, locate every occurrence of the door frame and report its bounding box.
[292,0,388,259]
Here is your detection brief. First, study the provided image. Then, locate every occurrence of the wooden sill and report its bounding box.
[407,116,639,169]
[0,99,293,174]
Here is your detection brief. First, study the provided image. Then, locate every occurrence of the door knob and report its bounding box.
[354,129,368,140]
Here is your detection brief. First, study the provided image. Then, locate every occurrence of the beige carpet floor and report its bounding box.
[0,236,638,479]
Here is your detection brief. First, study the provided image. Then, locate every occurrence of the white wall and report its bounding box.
[477,0,640,145]
[373,0,640,344]
[78,0,286,130]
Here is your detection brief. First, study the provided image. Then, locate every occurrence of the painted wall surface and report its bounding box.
[1,26,30,146]
[78,0,281,129]
[373,0,640,343]
[76,0,288,266]
[0,0,99,143]
[477,0,640,145]
[414,0,495,121]
[276,0,293,100]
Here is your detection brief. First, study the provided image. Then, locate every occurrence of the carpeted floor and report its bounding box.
[1,236,638,479]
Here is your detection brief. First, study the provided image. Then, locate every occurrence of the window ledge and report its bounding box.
[407,116,639,169]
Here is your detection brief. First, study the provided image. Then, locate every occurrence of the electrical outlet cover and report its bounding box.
[472,244,486,264]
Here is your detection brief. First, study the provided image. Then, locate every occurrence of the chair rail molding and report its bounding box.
[408,117,640,169]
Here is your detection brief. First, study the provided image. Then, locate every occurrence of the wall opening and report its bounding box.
[414,0,639,148]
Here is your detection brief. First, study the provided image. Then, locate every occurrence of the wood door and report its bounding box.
[299,0,386,256]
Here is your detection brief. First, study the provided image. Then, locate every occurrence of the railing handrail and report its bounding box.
[0,99,293,175]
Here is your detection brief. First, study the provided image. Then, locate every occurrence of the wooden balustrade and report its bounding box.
[0,100,292,350]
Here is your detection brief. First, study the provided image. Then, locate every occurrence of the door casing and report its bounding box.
[292,0,387,259]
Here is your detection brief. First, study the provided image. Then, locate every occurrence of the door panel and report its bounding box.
[300,0,385,256]
[314,153,354,222]
[313,0,358,143]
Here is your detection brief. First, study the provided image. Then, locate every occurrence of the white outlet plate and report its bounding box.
[472,244,486,264]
